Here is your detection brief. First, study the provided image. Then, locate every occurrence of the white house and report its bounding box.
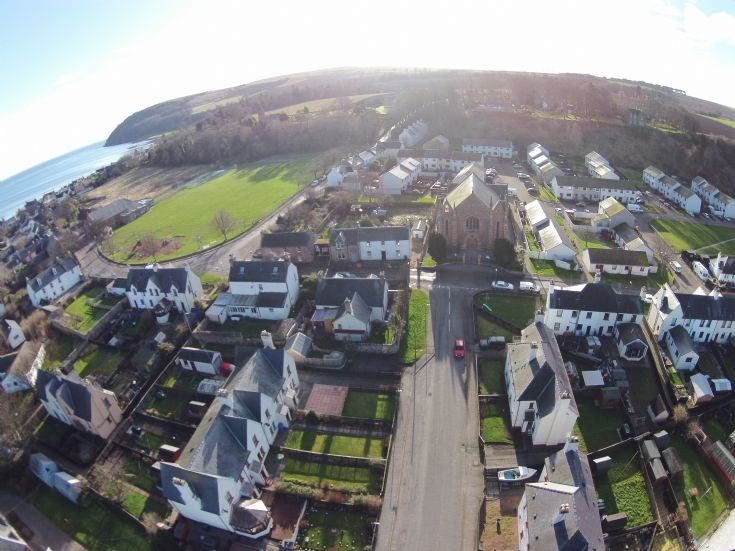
[692,176,735,219]
[35,369,123,439]
[536,220,575,261]
[461,138,514,158]
[615,323,648,361]
[518,438,604,551]
[356,150,376,169]
[597,197,635,229]
[329,226,410,263]
[27,256,82,307]
[525,200,549,231]
[505,322,578,447]
[538,161,565,185]
[611,222,654,262]
[711,252,735,285]
[314,277,388,324]
[422,135,451,152]
[399,120,428,148]
[176,347,223,375]
[378,158,421,195]
[647,284,735,343]
[160,348,298,539]
[690,373,714,405]
[125,265,202,313]
[412,219,426,240]
[585,151,619,180]
[0,341,45,393]
[0,319,25,350]
[326,163,354,188]
[330,293,373,342]
[544,283,643,337]
[397,149,482,174]
[664,325,699,371]
[527,143,549,165]
[582,248,650,277]
[643,167,701,214]
[205,260,300,323]
[550,176,642,204]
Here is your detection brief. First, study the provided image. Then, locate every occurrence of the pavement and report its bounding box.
[376,268,484,551]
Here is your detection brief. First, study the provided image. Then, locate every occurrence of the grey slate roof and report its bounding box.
[674,292,735,321]
[35,370,92,421]
[160,462,221,515]
[339,292,371,325]
[616,323,645,346]
[28,256,79,292]
[126,267,189,292]
[586,248,648,267]
[398,148,482,162]
[316,277,387,309]
[260,232,314,248]
[285,332,312,358]
[462,137,513,148]
[1,341,42,377]
[716,255,735,276]
[554,175,641,191]
[549,283,642,315]
[177,347,220,364]
[87,198,139,223]
[229,260,292,283]
[668,325,694,355]
[329,226,410,247]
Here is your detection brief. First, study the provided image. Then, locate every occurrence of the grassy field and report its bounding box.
[31,485,152,551]
[267,93,389,116]
[111,157,316,263]
[121,490,170,519]
[42,334,77,370]
[651,219,735,254]
[281,458,379,493]
[572,397,625,453]
[73,345,124,378]
[595,444,653,527]
[397,289,429,363]
[577,232,609,249]
[191,94,244,114]
[476,317,516,341]
[63,287,118,333]
[529,258,578,279]
[672,437,728,537]
[602,265,674,289]
[699,114,735,129]
[285,430,385,458]
[298,509,374,550]
[341,390,395,420]
[474,293,536,329]
[480,403,512,444]
[478,359,505,395]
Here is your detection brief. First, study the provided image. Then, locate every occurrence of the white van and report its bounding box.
[507,187,517,197]
[692,261,710,281]
[627,203,643,213]
[519,281,540,293]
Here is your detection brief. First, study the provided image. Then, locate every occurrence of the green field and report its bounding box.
[595,444,653,527]
[63,287,118,334]
[572,397,625,453]
[480,403,512,444]
[397,289,430,363]
[267,93,389,116]
[298,509,374,550]
[42,334,77,370]
[577,232,609,250]
[699,114,735,130]
[341,391,395,420]
[285,430,384,458]
[31,485,152,551]
[191,94,244,114]
[281,458,379,493]
[478,359,505,395]
[73,345,124,378]
[123,458,157,492]
[110,157,316,263]
[673,437,728,537]
[474,293,536,329]
[651,219,735,254]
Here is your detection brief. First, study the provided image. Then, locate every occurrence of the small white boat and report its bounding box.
[498,466,537,482]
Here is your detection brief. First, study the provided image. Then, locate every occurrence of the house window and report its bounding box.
[366,241,371,247]
[225,491,234,504]
[465,217,480,231]
[571,311,578,318]
[616,314,623,321]
[252,435,259,448]
[338,251,346,260]
[366,250,372,257]
[603,313,610,321]
[631,315,637,323]
[556,310,562,318]
[554,322,560,331]
[585,312,592,319]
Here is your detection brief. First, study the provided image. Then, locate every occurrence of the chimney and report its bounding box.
[152,263,159,272]
[564,435,579,453]
[639,286,648,301]
[552,503,570,525]
[261,330,275,350]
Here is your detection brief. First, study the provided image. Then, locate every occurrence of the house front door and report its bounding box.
[381,251,386,261]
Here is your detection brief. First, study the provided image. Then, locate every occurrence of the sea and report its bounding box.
[0,140,147,221]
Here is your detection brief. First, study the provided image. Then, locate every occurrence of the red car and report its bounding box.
[454,339,465,359]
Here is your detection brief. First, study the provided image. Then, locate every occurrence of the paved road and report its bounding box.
[77,184,317,278]
[377,267,484,551]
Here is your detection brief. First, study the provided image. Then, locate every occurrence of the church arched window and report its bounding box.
[465,217,479,231]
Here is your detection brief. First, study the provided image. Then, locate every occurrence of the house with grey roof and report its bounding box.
[543,283,643,337]
[397,148,483,174]
[647,283,735,344]
[710,252,735,286]
[643,166,701,214]
[124,264,202,313]
[206,259,299,324]
[329,225,410,263]
[518,438,604,550]
[585,151,619,180]
[314,277,388,322]
[26,255,82,307]
[0,319,25,350]
[379,157,421,195]
[256,232,315,263]
[691,175,735,219]
[160,348,298,539]
[175,347,223,375]
[0,511,28,550]
[0,341,45,394]
[582,247,651,277]
[85,197,152,229]
[505,322,578,447]
[615,323,648,362]
[462,137,513,158]
[35,369,122,439]
[664,325,699,370]
[330,292,372,342]
[551,175,643,205]
[536,219,575,262]
[611,222,654,262]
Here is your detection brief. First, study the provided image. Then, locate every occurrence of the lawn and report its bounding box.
[577,232,609,249]
[367,324,394,345]
[397,289,429,363]
[704,419,728,443]
[42,334,77,370]
[594,443,653,528]
[198,272,227,288]
[476,316,516,341]
[31,485,152,551]
[110,157,316,263]
[478,359,505,395]
[63,287,117,334]
[341,390,395,421]
[525,229,539,253]
[358,193,434,204]
[298,509,374,551]
[529,258,577,279]
[572,397,625,453]
[672,437,728,537]
[474,293,536,329]
[651,219,735,255]
[121,490,170,519]
[285,430,384,458]
[537,185,560,203]
[421,254,437,268]
[602,265,674,289]
[123,458,157,492]
[145,387,192,420]
[72,345,125,378]
[217,319,275,336]
[480,403,512,444]
[281,458,379,493]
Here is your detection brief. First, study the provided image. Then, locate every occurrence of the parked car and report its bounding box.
[454,340,465,359]
[575,202,586,207]
[670,260,683,273]
[492,280,515,291]
[310,179,319,187]
[519,281,540,293]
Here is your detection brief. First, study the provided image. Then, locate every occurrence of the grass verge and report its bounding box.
[397,289,429,363]
[651,219,735,255]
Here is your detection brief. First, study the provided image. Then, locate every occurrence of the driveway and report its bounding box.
[377,268,484,551]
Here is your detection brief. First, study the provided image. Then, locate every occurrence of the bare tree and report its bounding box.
[672,403,689,427]
[211,209,238,241]
[20,310,49,340]
[138,234,162,261]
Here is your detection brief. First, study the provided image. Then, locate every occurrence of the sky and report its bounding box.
[1,0,734,181]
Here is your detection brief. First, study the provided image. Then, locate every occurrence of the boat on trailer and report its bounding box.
[497,466,537,483]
